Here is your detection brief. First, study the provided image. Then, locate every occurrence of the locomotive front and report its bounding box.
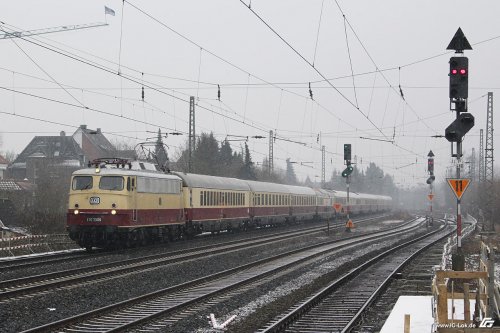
[67,167,133,249]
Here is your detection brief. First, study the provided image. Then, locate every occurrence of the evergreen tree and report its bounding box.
[154,129,169,170]
[239,142,257,180]
[194,132,220,175]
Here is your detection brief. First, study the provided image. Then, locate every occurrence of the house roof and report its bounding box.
[12,136,84,164]
[0,180,23,191]
[75,126,115,152]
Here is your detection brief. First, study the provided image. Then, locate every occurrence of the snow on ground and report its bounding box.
[223,241,390,324]
[381,219,404,225]
[380,296,434,333]
[381,296,477,333]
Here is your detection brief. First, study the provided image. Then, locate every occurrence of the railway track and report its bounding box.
[0,215,386,301]
[22,217,426,333]
[258,219,453,333]
[0,214,386,272]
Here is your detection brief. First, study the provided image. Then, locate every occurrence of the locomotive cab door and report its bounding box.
[128,176,137,222]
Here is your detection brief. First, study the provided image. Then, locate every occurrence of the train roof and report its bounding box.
[313,188,333,198]
[73,168,182,180]
[245,180,290,193]
[283,184,317,196]
[172,172,250,191]
[332,190,392,201]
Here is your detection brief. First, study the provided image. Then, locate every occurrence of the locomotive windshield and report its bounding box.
[72,176,93,190]
[99,176,124,191]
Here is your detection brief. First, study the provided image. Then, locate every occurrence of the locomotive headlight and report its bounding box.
[111,209,117,215]
[74,209,79,215]
[74,203,79,208]
[95,168,100,173]
[112,203,116,208]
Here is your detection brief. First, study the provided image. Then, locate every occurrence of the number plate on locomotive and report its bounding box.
[86,217,102,222]
[89,197,100,205]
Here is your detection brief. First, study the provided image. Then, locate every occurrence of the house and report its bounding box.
[0,180,35,226]
[9,125,136,182]
[72,125,116,163]
[0,155,8,180]
[9,131,85,181]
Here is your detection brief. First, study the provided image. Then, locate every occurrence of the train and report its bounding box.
[66,159,392,249]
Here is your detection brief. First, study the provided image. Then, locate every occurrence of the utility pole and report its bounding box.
[321,145,325,189]
[470,148,476,181]
[188,96,195,173]
[479,129,485,182]
[445,28,473,271]
[484,92,494,232]
[269,130,274,176]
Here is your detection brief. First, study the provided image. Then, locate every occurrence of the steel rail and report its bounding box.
[22,217,423,332]
[259,220,453,333]
[0,215,385,300]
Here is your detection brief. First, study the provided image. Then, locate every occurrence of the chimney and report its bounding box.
[97,128,101,134]
[60,131,66,136]
[80,124,87,130]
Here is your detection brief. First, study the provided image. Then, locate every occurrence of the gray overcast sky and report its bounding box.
[1,0,499,187]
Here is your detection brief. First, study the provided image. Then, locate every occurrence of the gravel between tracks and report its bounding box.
[1,216,402,332]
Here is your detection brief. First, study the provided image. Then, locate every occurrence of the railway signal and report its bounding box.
[445,113,474,142]
[427,150,435,226]
[449,57,469,99]
[341,165,353,178]
[342,143,353,231]
[446,27,473,271]
[343,144,351,162]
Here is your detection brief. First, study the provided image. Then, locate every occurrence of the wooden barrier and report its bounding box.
[432,242,499,331]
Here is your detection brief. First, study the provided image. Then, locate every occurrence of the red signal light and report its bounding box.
[451,69,458,75]
[460,69,467,75]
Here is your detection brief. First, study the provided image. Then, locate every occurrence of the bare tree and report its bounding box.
[3,150,17,163]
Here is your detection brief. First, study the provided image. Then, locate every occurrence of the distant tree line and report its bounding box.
[171,131,397,197]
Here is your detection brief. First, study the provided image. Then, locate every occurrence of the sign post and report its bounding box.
[427,150,435,226]
[446,28,473,271]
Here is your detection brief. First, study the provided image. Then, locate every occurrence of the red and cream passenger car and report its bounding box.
[67,161,392,249]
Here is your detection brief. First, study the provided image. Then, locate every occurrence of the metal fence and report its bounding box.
[0,233,76,256]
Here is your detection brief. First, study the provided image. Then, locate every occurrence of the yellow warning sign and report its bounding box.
[428,194,434,201]
[345,219,354,228]
[447,178,471,200]
[333,203,342,213]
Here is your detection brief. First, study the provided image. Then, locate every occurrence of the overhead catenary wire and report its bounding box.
[239,0,390,142]
[0,4,458,182]
[0,21,370,154]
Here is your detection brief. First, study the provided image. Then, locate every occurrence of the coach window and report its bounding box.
[126,177,131,191]
[99,176,124,191]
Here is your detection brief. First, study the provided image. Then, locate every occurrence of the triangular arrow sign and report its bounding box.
[447,178,471,200]
[447,27,472,52]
